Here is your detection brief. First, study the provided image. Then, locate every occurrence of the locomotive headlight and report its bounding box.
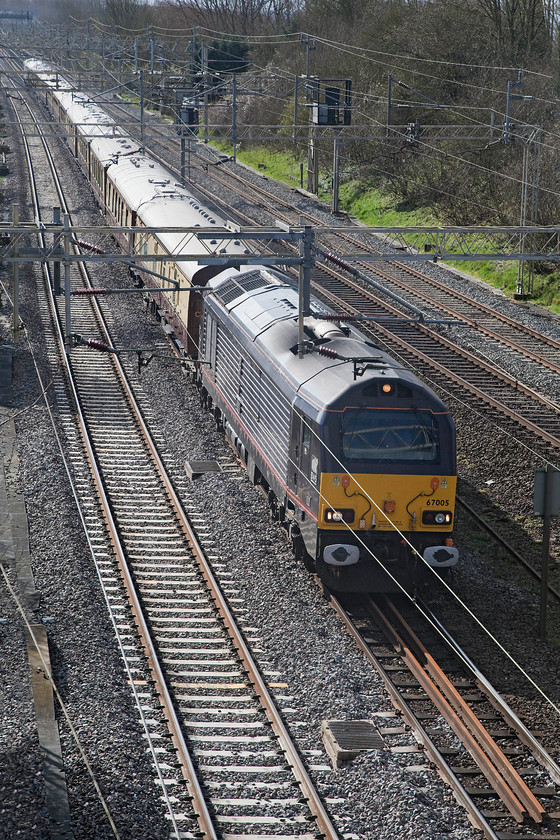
[325,508,355,524]
[422,510,453,526]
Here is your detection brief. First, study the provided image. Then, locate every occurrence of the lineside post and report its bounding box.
[534,464,560,640]
[332,129,341,215]
[180,137,186,186]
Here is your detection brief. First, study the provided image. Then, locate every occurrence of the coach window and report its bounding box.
[293,414,313,483]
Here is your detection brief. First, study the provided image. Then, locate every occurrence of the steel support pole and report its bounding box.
[180,137,186,186]
[293,75,299,146]
[332,130,341,215]
[202,41,208,144]
[12,204,19,343]
[232,73,237,162]
[64,214,71,353]
[386,74,392,138]
[298,224,313,358]
[140,71,144,149]
[516,143,529,297]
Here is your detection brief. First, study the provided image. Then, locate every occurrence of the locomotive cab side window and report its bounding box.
[342,409,440,463]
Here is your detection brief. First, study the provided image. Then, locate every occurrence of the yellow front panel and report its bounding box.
[319,472,457,532]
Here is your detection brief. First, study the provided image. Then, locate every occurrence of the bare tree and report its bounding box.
[473,0,551,64]
[103,0,151,28]
[164,0,286,34]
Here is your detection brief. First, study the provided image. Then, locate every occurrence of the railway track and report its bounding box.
[311,263,560,448]
[96,95,560,447]
[92,91,560,837]
[331,591,560,840]
[62,92,560,838]
[8,55,560,838]
[101,97,560,379]
[7,57,341,840]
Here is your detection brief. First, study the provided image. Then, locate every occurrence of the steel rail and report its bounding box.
[9,65,219,840]
[378,259,560,358]
[326,591,502,839]
[364,598,539,824]
[91,280,342,840]
[18,65,341,840]
[351,257,560,376]
[418,597,560,787]
[379,596,546,824]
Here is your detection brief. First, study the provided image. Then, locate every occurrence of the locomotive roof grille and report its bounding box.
[215,271,268,305]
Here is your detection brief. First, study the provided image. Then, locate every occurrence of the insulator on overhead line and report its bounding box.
[76,240,105,254]
[72,288,109,296]
[315,345,341,360]
[320,250,358,276]
[73,334,116,353]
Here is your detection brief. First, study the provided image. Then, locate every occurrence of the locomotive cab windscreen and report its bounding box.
[341,407,442,465]
[321,378,455,475]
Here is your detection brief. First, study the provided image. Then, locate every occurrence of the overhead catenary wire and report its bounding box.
[19,35,560,735]
[44,20,560,165]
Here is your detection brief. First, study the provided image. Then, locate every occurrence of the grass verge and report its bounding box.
[211,142,560,314]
